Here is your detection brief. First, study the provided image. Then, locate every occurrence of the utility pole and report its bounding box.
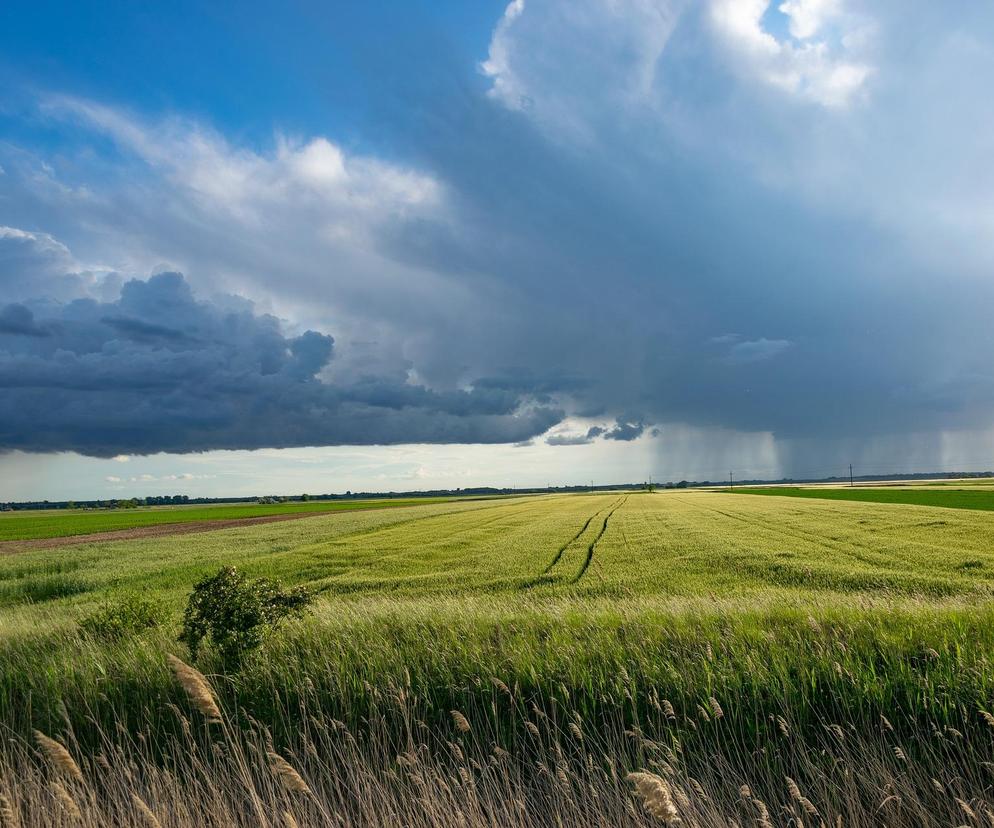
[849,464,854,487]
[729,471,733,491]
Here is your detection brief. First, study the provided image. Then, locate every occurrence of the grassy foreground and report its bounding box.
[4,491,994,825]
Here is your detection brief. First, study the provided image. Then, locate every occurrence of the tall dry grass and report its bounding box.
[2,653,994,826]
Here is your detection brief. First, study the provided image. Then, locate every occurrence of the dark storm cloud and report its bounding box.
[100,316,191,343]
[0,305,49,337]
[603,420,645,442]
[0,271,563,456]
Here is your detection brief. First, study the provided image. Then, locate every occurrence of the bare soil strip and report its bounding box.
[0,510,337,555]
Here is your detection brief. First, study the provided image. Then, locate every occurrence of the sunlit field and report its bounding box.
[5,491,994,825]
[0,496,462,541]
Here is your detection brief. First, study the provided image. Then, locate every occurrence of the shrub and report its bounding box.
[80,594,166,640]
[179,566,313,669]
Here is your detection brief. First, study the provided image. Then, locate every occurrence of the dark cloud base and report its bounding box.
[0,272,563,457]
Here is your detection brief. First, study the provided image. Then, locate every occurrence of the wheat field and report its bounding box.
[4,490,994,825]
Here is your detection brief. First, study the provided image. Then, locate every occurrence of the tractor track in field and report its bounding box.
[542,497,623,574]
[572,496,628,584]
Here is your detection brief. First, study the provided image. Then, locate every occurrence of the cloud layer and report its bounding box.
[3,1,994,472]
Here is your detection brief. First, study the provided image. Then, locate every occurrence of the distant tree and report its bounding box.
[301,493,310,501]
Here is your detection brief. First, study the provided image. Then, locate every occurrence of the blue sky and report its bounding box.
[2,1,994,500]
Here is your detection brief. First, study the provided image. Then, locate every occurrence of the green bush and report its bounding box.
[179,566,313,669]
[80,593,166,640]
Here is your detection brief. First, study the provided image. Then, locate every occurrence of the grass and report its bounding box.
[0,495,464,541]
[3,490,994,824]
[731,484,994,511]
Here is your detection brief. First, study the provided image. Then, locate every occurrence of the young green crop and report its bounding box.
[0,495,467,541]
[732,484,994,511]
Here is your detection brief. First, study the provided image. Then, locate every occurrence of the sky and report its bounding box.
[2,0,994,500]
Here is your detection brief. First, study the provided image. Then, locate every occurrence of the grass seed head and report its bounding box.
[0,794,15,827]
[50,782,81,820]
[33,731,84,783]
[131,793,162,828]
[167,655,222,723]
[450,710,471,733]
[267,752,311,794]
[628,771,681,824]
[957,798,977,820]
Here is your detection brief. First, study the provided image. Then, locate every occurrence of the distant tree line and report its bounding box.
[2,470,990,511]
[0,495,193,511]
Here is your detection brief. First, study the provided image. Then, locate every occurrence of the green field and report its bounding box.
[5,490,994,825]
[733,484,994,511]
[0,496,462,541]
[8,489,994,605]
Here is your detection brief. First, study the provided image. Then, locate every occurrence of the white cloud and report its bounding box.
[779,0,840,40]
[708,0,872,107]
[483,0,871,128]
[480,0,528,110]
[41,97,440,225]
